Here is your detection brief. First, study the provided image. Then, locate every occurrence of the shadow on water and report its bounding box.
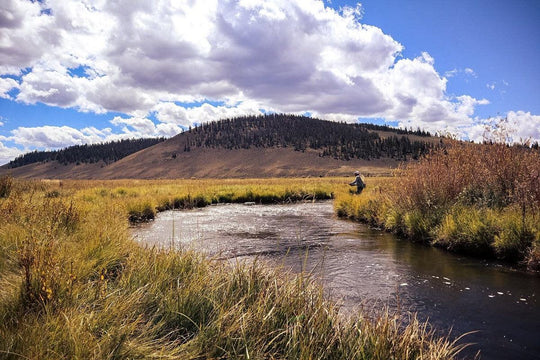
[132,201,540,360]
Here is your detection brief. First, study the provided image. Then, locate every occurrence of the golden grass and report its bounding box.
[0,177,465,359]
[334,143,540,269]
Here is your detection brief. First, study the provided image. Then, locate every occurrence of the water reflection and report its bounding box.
[132,202,540,360]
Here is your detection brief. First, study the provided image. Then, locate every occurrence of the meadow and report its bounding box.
[0,176,465,359]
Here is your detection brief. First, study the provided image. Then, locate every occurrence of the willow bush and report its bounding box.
[335,142,540,268]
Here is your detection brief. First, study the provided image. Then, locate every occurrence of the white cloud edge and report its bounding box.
[1,105,538,166]
[0,0,538,164]
[1,0,486,121]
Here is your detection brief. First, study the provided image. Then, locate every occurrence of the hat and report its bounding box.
[354,171,359,175]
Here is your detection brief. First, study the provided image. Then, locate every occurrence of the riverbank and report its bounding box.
[334,143,540,271]
[0,177,464,359]
[133,200,540,359]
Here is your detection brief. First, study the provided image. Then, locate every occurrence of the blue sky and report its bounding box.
[355,0,539,118]
[0,0,539,164]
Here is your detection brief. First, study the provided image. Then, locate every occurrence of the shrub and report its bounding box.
[403,210,438,243]
[392,142,540,213]
[384,208,406,236]
[0,175,13,198]
[385,141,540,263]
[45,190,61,198]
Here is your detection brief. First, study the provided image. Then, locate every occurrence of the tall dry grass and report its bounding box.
[0,175,13,198]
[0,177,465,359]
[393,142,539,214]
[334,142,540,268]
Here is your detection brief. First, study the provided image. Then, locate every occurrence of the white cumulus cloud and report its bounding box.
[0,141,24,165]
[0,77,19,99]
[9,125,106,148]
[1,0,537,161]
[153,101,264,126]
[507,111,540,144]
[458,111,540,144]
[2,0,486,122]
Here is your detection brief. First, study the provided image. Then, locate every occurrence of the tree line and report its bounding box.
[6,114,442,169]
[7,138,165,168]
[183,114,436,161]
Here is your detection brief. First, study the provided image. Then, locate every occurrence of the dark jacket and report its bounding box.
[349,175,365,192]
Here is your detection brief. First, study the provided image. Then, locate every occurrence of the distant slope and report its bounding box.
[180,114,435,161]
[1,115,441,179]
[5,138,165,169]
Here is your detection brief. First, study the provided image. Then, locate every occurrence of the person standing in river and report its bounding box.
[349,171,366,194]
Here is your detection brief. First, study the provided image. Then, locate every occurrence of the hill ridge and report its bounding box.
[5,137,165,169]
[173,114,435,161]
[1,115,440,179]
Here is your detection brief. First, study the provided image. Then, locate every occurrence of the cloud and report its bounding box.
[110,116,158,136]
[17,68,80,107]
[0,116,183,165]
[341,3,364,21]
[507,111,540,144]
[486,80,509,93]
[464,68,476,77]
[444,69,458,78]
[9,125,107,149]
[3,0,534,160]
[450,111,540,144]
[109,115,185,138]
[0,123,132,164]
[155,123,184,137]
[365,54,490,134]
[0,141,24,165]
[0,77,19,99]
[444,67,476,79]
[153,101,263,126]
[0,0,59,74]
[209,0,401,114]
[106,100,265,138]
[2,0,485,123]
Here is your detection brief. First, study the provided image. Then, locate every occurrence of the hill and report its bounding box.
[5,137,165,169]
[1,115,440,179]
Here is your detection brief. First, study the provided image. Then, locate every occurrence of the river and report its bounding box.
[132,201,540,360]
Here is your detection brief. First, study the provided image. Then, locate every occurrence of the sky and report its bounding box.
[0,0,539,164]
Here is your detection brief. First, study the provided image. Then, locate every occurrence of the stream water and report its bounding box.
[132,201,540,360]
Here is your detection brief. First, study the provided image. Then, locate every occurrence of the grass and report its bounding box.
[0,177,465,359]
[334,142,540,270]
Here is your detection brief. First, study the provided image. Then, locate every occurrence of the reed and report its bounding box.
[0,177,464,359]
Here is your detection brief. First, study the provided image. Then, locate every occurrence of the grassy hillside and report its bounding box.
[180,114,436,161]
[5,138,165,169]
[1,115,441,179]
